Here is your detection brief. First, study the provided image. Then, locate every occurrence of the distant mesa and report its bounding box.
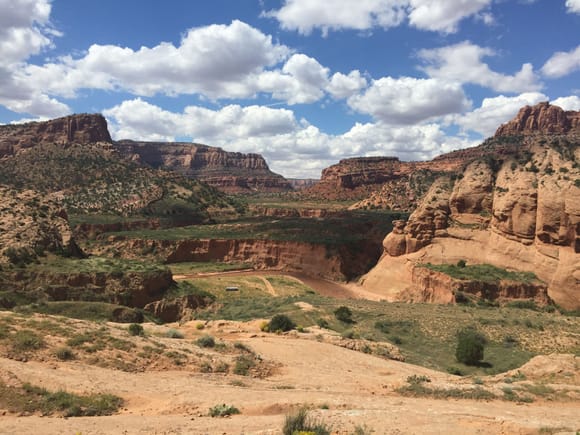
[115,140,292,193]
[0,114,292,193]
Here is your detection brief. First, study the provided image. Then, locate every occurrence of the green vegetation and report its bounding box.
[334,306,353,323]
[208,403,240,417]
[54,347,75,361]
[282,408,331,435]
[456,328,487,366]
[28,256,168,274]
[0,382,122,417]
[267,314,296,332]
[196,335,216,348]
[16,301,138,322]
[128,323,145,337]
[109,210,407,247]
[168,261,252,275]
[421,263,540,283]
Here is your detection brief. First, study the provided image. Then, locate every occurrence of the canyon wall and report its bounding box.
[363,103,580,308]
[115,140,292,193]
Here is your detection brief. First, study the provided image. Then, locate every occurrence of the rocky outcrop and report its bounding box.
[5,268,173,308]
[404,267,551,305]
[115,140,292,193]
[382,178,453,256]
[144,294,213,323]
[0,114,112,158]
[495,102,580,136]
[364,103,580,308]
[0,186,81,264]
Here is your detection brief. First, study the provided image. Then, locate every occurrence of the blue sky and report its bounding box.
[1,0,579,178]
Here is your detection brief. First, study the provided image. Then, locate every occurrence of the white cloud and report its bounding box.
[552,95,580,111]
[0,0,56,64]
[419,41,542,93]
[327,70,368,99]
[23,20,292,100]
[263,0,407,36]
[452,92,548,137]
[566,0,580,14]
[408,0,492,33]
[348,76,470,124]
[265,0,492,35]
[541,45,580,78]
[104,98,479,178]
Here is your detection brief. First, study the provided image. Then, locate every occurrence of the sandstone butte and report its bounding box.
[0,114,291,194]
[361,102,580,309]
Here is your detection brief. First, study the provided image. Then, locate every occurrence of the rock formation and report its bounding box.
[0,114,112,158]
[363,103,580,308]
[495,102,580,136]
[115,140,292,193]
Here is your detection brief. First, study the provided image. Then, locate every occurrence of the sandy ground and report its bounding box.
[0,325,578,435]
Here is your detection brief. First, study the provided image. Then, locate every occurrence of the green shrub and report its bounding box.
[208,403,240,417]
[128,323,145,337]
[166,328,184,339]
[55,347,75,361]
[196,335,215,348]
[316,318,329,329]
[456,259,467,268]
[233,355,255,376]
[334,306,353,323]
[282,408,330,435]
[456,328,486,366]
[267,314,295,332]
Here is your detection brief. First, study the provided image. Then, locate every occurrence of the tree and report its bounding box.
[334,306,353,323]
[456,328,486,365]
[268,314,295,332]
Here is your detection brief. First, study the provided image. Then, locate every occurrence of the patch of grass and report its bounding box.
[10,329,44,352]
[421,263,540,284]
[168,261,253,275]
[0,382,122,417]
[24,301,124,322]
[282,408,331,435]
[208,403,240,417]
[267,314,296,332]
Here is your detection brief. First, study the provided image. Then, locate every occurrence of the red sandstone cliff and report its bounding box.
[0,114,112,158]
[115,140,292,193]
[363,103,580,308]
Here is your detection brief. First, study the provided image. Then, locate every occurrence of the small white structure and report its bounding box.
[225,286,239,292]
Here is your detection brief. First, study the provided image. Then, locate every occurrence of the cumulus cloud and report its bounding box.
[327,70,368,99]
[541,45,580,78]
[552,95,580,111]
[24,20,292,100]
[265,0,492,35]
[0,0,69,118]
[452,92,548,137]
[0,0,57,64]
[263,0,407,36]
[566,0,580,14]
[408,0,492,33]
[104,98,478,178]
[419,41,542,93]
[348,76,470,124]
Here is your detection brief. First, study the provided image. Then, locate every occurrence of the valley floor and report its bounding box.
[0,319,578,435]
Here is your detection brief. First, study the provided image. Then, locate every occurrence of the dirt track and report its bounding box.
[173,270,384,300]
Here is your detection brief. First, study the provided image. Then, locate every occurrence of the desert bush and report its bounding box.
[196,335,215,348]
[233,355,255,376]
[208,403,240,417]
[316,318,329,329]
[456,328,486,366]
[54,347,74,361]
[267,314,295,332]
[165,328,184,339]
[334,306,353,323]
[128,323,145,337]
[282,408,330,435]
